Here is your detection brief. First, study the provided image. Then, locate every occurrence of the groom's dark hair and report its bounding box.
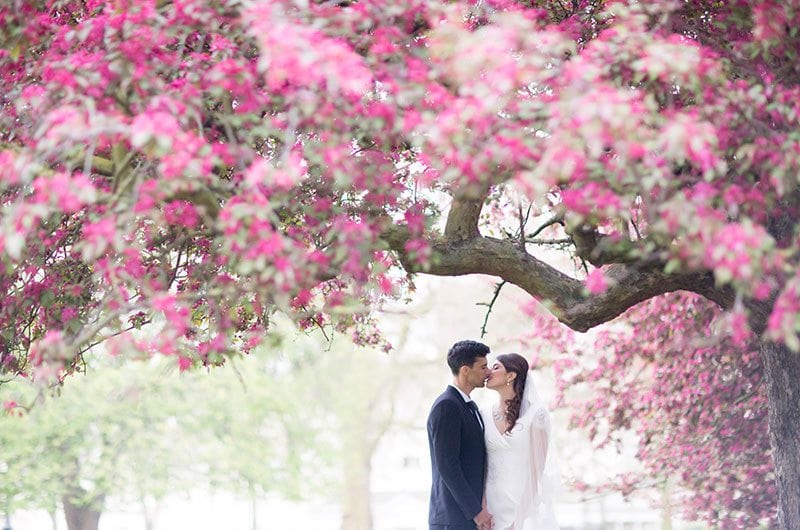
[447,340,490,375]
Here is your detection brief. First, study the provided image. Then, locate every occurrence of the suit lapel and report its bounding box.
[447,386,484,432]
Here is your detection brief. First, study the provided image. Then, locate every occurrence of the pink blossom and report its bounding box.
[32,172,97,213]
[274,256,291,272]
[753,2,787,41]
[560,183,623,218]
[248,7,372,97]
[130,111,182,153]
[585,269,609,294]
[163,201,200,228]
[404,238,431,265]
[81,217,117,259]
[660,112,719,173]
[2,400,23,417]
[376,274,394,295]
[0,150,20,185]
[61,307,78,321]
[728,309,752,347]
[404,209,426,233]
[292,289,313,308]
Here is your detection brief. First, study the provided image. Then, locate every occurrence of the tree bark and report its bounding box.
[761,340,800,530]
[382,226,733,331]
[62,495,103,530]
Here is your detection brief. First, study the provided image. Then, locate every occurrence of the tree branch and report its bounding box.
[569,224,649,266]
[527,237,572,245]
[528,213,564,240]
[381,226,734,332]
[90,155,114,176]
[443,196,484,241]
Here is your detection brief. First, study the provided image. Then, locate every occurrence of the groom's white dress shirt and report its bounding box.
[449,383,472,403]
[450,384,483,429]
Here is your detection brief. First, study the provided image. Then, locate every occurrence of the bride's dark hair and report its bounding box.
[497,353,529,433]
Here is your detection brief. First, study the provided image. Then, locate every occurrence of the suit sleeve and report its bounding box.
[429,400,482,520]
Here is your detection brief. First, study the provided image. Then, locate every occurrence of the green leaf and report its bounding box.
[40,290,56,308]
[663,258,682,275]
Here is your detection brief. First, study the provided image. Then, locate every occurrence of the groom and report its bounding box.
[427,340,493,530]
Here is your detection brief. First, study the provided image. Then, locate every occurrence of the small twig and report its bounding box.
[76,321,151,356]
[526,237,572,245]
[733,378,764,406]
[528,214,564,240]
[631,218,642,240]
[351,141,377,156]
[167,242,186,289]
[515,203,533,249]
[229,360,248,391]
[301,305,331,343]
[219,94,238,144]
[554,0,571,18]
[477,281,507,338]
[70,306,136,351]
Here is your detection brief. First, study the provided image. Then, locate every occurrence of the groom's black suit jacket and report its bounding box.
[427,385,486,529]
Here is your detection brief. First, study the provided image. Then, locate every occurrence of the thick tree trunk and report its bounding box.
[760,340,800,530]
[62,495,103,530]
[340,435,373,530]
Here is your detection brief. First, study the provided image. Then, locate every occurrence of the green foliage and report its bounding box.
[0,338,336,517]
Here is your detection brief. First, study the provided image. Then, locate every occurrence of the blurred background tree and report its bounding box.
[0,317,428,530]
[1,359,193,530]
[0,338,333,530]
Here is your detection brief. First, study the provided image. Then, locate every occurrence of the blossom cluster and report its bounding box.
[547,294,775,528]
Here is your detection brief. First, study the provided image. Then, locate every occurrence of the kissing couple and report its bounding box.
[427,340,559,530]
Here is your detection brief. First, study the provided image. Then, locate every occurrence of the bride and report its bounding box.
[481,353,559,530]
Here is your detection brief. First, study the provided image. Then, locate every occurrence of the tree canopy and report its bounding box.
[2,0,800,527]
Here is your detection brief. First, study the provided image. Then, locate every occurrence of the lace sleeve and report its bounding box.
[533,408,551,432]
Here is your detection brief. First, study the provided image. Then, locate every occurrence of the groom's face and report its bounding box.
[465,356,491,388]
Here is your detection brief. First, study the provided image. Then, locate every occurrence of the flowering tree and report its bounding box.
[552,293,774,528]
[1,0,799,526]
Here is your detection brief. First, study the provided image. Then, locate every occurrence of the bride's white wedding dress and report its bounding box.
[481,376,559,530]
